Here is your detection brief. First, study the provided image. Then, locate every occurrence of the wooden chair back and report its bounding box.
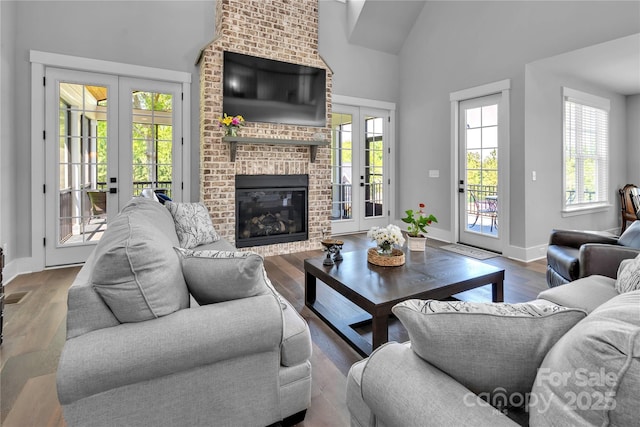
[619,184,640,234]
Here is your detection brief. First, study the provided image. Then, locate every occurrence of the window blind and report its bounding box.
[563,88,610,208]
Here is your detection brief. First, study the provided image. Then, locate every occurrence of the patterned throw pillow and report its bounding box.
[392,300,587,408]
[174,248,272,305]
[165,202,220,249]
[615,253,640,293]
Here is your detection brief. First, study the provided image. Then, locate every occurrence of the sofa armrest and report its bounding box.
[548,229,618,248]
[579,244,640,279]
[57,293,283,404]
[360,343,519,427]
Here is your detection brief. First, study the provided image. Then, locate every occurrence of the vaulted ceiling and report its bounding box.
[346,0,426,55]
[531,33,640,96]
[343,1,639,96]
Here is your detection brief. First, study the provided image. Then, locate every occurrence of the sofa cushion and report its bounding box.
[392,300,586,407]
[538,275,618,313]
[615,253,640,293]
[91,209,189,323]
[617,220,640,248]
[196,238,237,252]
[165,202,220,249]
[175,248,271,305]
[530,290,640,426]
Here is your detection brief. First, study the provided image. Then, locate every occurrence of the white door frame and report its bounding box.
[331,95,396,235]
[450,79,510,254]
[30,50,191,270]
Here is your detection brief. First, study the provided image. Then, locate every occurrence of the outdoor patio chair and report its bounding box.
[469,191,497,231]
[87,190,107,221]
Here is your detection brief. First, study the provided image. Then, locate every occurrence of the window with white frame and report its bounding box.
[563,87,610,211]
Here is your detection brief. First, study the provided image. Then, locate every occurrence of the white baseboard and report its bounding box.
[505,243,548,263]
[2,257,37,285]
[392,222,549,263]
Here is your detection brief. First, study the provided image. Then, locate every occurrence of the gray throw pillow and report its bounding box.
[615,254,640,293]
[91,209,190,323]
[392,300,587,408]
[175,248,271,304]
[530,290,640,426]
[165,202,220,249]
[121,197,180,246]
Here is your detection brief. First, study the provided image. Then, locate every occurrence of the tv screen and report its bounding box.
[223,51,326,127]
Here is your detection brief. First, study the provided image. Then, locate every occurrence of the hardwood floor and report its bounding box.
[0,235,547,426]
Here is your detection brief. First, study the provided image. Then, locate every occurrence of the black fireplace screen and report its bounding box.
[235,175,308,248]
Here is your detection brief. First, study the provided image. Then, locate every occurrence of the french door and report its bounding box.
[458,94,503,253]
[331,104,392,235]
[44,68,183,266]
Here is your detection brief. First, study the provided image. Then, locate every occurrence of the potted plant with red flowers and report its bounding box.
[401,203,438,251]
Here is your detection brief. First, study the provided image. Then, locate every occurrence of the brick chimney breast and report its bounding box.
[199,0,332,256]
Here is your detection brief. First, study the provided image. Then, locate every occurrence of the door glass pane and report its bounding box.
[331,113,353,220]
[465,104,498,236]
[364,115,384,218]
[131,91,173,198]
[57,83,108,245]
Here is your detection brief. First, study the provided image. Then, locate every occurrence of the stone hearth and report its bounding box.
[199,0,332,256]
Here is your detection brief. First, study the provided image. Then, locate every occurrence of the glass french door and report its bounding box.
[44,69,182,266]
[44,69,118,266]
[331,105,391,235]
[118,78,183,206]
[458,94,502,253]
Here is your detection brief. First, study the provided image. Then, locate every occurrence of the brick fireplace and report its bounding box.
[199,0,332,256]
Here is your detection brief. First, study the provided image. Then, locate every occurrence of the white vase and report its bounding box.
[407,235,426,251]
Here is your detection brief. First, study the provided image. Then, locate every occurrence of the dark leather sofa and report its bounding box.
[546,220,640,287]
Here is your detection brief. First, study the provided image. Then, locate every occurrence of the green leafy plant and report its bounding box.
[401,203,438,237]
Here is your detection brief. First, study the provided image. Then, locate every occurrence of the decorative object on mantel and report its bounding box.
[367,225,406,266]
[218,113,245,137]
[222,136,330,163]
[402,203,438,252]
[320,238,344,266]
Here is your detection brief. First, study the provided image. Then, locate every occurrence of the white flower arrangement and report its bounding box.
[367,224,406,251]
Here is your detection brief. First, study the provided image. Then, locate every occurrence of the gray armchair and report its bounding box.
[546,220,640,287]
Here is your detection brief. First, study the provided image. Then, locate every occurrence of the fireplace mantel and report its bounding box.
[223,136,330,163]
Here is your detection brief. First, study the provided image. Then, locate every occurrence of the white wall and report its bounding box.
[627,94,640,185]
[2,0,214,271]
[318,0,400,103]
[1,1,16,275]
[398,1,640,255]
[524,65,627,240]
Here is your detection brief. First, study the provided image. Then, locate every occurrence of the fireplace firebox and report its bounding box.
[235,175,308,248]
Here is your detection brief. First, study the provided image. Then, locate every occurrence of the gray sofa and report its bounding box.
[347,269,640,426]
[57,197,312,427]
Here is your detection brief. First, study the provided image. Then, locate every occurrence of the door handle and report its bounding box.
[458,188,465,193]
[109,188,118,194]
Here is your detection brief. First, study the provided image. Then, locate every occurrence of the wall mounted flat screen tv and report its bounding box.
[223,51,326,127]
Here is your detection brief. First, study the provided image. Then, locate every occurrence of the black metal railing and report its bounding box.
[96,181,172,198]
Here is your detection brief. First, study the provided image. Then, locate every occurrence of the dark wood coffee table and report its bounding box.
[304,246,504,356]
